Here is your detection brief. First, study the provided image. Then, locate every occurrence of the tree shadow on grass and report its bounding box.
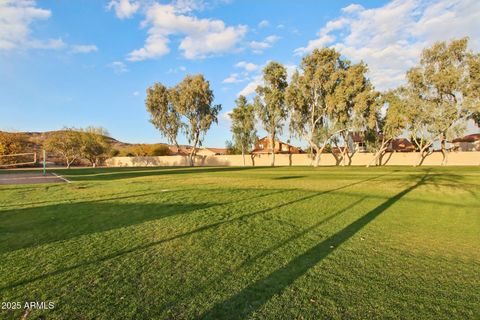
[157,197,369,313]
[199,173,430,320]
[272,175,306,180]
[0,173,387,292]
[0,200,215,255]
[58,166,265,182]
[0,187,291,254]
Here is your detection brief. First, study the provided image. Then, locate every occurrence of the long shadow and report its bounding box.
[0,190,162,211]
[0,188,288,254]
[272,175,306,180]
[0,186,283,211]
[0,174,386,292]
[0,201,215,255]
[199,173,429,320]
[158,197,368,313]
[57,166,266,182]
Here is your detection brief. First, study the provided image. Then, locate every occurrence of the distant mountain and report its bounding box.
[0,130,186,156]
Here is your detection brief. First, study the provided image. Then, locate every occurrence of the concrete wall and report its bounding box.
[105,151,480,167]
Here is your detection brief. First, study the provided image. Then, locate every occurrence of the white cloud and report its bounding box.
[70,44,98,54]
[223,73,245,84]
[258,20,269,28]
[108,61,129,73]
[133,91,140,96]
[295,0,480,91]
[126,2,247,61]
[249,34,280,53]
[237,61,297,97]
[235,61,259,72]
[28,38,65,50]
[107,0,140,19]
[0,0,58,50]
[167,65,187,73]
[221,110,232,122]
[238,74,262,97]
[342,3,364,14]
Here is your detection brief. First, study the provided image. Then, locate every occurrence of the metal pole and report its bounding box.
[43,149,46,176]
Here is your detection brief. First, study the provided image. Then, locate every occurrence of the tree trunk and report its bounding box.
[270,132,275,167]
[414,152,423,167]
[440,137,448,166]
[241,149,245,166]
[189,133,200,167]
[414,148,430,167]
[341,148,348,167]
[313,151,321,167]
[367,149,383,167]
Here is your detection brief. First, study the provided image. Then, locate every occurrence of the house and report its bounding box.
[168,145,196,156]
[387,138,416,152]
[348,132,368,152]
[251,137,302,154]
[196,148,228,156]
[451,133,480,151]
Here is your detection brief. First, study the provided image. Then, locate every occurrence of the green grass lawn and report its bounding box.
[0,166,479,319]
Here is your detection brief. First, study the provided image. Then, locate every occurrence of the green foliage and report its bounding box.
[117,144,171,157]
[0,132,28,155]
[146,74,221,166]
[151,144,170,156]
[79,126,111,167]
[44,128,83,168]
[225,140,241,155]
[255,62,288,137]
[286,48,380,166]
[230,95,257,158]
[145,83,181,147]
[254,61,288,165]
[404,38,476,148]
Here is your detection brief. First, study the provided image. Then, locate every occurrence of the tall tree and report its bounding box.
[145,83,181,149]
[405,38,479,165]
[170,75,221,166]
[146,75,221,166]
[287,48,378,167]
[45,128,83,168]
[466,52,480,126]
[80,126,111,167]
[366,90,408,167]
[230,95,257,166]
[255,61,288,167]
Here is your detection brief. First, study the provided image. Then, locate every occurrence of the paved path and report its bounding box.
[0,172,69,185]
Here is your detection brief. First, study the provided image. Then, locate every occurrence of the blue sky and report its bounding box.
[1,0,479,147]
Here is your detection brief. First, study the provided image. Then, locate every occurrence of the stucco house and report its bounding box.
[387,138,416,152]
[251,137,302,154]
[451,134,480,151]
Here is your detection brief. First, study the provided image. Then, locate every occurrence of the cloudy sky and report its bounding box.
[1,0,479,147]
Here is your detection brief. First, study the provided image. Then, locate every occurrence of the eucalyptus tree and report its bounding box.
[170,75,221,166]
[230,95,257,166]
[80,126,111,167]
[146,75,221,166]
[45,128,83,169]
[146,83,181,149]
[286,48,378,167]
[331,62,379,166]
[254,61,288,167]
[405,38,479,165]
[366,91,408,167]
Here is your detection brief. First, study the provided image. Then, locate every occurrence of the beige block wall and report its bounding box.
[105,151,480,167]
